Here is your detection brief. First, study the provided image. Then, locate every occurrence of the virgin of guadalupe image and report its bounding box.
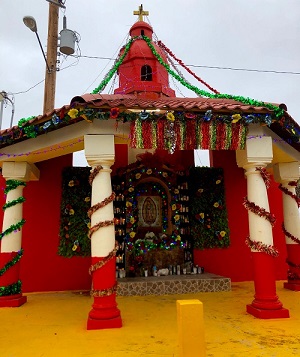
[142,197,157,226]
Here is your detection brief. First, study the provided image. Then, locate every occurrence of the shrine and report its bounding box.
[0,5,299,331]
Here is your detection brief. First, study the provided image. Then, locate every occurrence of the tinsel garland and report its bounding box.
[3,197,26,210]
[0,219,26,241]
[89,248,117,275]
[286,259,300,269]
[282,223,300,244]
[243,197,276,227]
[89,165,103,185]
[88,219,115,239]
[279,183,300,207]
[256,167,271,189]
[4,180,26,194]
[92,38,134,94]
[287,271,300,281]
[0,280,22,297]
[0,249,23,277]
[87,192,116,218]
[90,283,118,297]
[157,40,219,94]
[142,35,284,118]
[245,236,279,257]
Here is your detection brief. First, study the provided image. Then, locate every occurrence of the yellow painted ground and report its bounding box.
[1,281,300,357]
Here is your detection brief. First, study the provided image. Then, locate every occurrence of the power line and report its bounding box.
[72,54,300,76]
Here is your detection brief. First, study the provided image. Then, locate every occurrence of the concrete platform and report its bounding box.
[117,272,231,295]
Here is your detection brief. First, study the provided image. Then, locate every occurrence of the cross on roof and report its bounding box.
[133,4,149,21]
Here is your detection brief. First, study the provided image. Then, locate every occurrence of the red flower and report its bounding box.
[110,107,120,119]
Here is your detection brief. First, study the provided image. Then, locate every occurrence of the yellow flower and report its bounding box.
[129,231,136,238]
[172,204,177,211]
[126,201,132,207]
[162,172,168,177]
[128,187,134,192]
[68,180,75,187]
[174,215,180,222]
[166,112,175,121]
[146,169,152,175]
[130,217,135,224]
[213,202,219,208]
[84,197,90,202]
[174,189,179,194]
[198,188,204,193]
[216,180,221,185]
[135,173,141,179]
[176,235,181,241]
[200,213,205,219]
[69,209,75,215]
[87,222,91,228]
[231,114,241,123]
[68,108,79,119]
[220,231,226,237]
[72,244,78,251]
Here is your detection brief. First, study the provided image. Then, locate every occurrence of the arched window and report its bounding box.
[141,65,152,81]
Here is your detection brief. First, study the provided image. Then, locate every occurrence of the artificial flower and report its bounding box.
[220,231,226,237]
[172,204,177,211]
[84,197,90,202]
[87,222,91,229]
[68,180,75,187]
[213,202,220,208]
[68,109,79,119]
[69,209,75,215]
[146,169,152,175]
[174,215,180,222]
[129,231,136,238]
[130,217,135,224]
[174,189,179,194]
[176,235,181,241]
[231,114,241,123]
[197,188,204,194]
[126,201,132,207]
[200,213,205,219]
[216,180,221,185]
[162,172,168,177]
[110,107,120,119]
[166,112,175,121]
[135,173,141,179]
[128,187,134,192]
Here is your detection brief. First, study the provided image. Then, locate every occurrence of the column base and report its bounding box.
[284,282,300,291]
[0,294,27,307]
[87,314,122,330]
[246,304,289,319]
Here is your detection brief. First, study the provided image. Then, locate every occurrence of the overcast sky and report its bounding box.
[1,1,300,165]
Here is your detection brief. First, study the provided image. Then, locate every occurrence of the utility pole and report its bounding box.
[43,3,59,114]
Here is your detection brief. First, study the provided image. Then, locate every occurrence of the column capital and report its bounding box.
[84,134,115,168]
[273,162,299,184]
[2,162,40,181]
[236,136,273,168]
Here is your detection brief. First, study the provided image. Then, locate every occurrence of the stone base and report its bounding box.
[246,304,290,319]
[87,315,122,330]
[284,282,300,291]
[0,294,27,307]
[117,272,231,296]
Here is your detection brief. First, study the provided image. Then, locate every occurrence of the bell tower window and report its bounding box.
[141,65,152,81]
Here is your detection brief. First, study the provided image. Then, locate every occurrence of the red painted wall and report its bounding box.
[193,150,288,282]
[0,144,129,293]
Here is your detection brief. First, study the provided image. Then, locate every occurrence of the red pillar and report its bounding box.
[87,255,122,330]
[247,252,289,319]
[284,244,300,291]
[0,251,27,307]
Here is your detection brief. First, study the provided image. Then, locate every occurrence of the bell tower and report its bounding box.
[114,5,175,99]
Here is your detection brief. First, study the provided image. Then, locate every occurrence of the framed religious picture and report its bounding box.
[138,196,161,228]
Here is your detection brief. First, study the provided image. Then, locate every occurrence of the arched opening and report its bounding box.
[141,65,152,81]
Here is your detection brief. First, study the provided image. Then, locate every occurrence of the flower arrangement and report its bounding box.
[189,167,230,249]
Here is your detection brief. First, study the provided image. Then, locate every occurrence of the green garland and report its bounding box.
[4,180,26,194]
[92,38,135,94]
[0,280,22,297]
[142,36,284,118]
[3,197,26,210]
[0,249,23,277]
[0,219,26,241]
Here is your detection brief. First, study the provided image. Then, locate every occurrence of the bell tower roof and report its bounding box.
[114,5,175,99]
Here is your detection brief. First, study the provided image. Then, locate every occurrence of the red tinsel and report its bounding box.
[279,183,300,207]
[175,121,182,151]
[186,120,196,149]
[216,122,226,150]
[282,223,300,244]
[157,120,165,150]
[243,197,276,226]
[142,121,153,149]
[245,236,279,257]
[286,259,300,269]
[230,123,242,150]
[256,167,271,189]
[201,122,210,149]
